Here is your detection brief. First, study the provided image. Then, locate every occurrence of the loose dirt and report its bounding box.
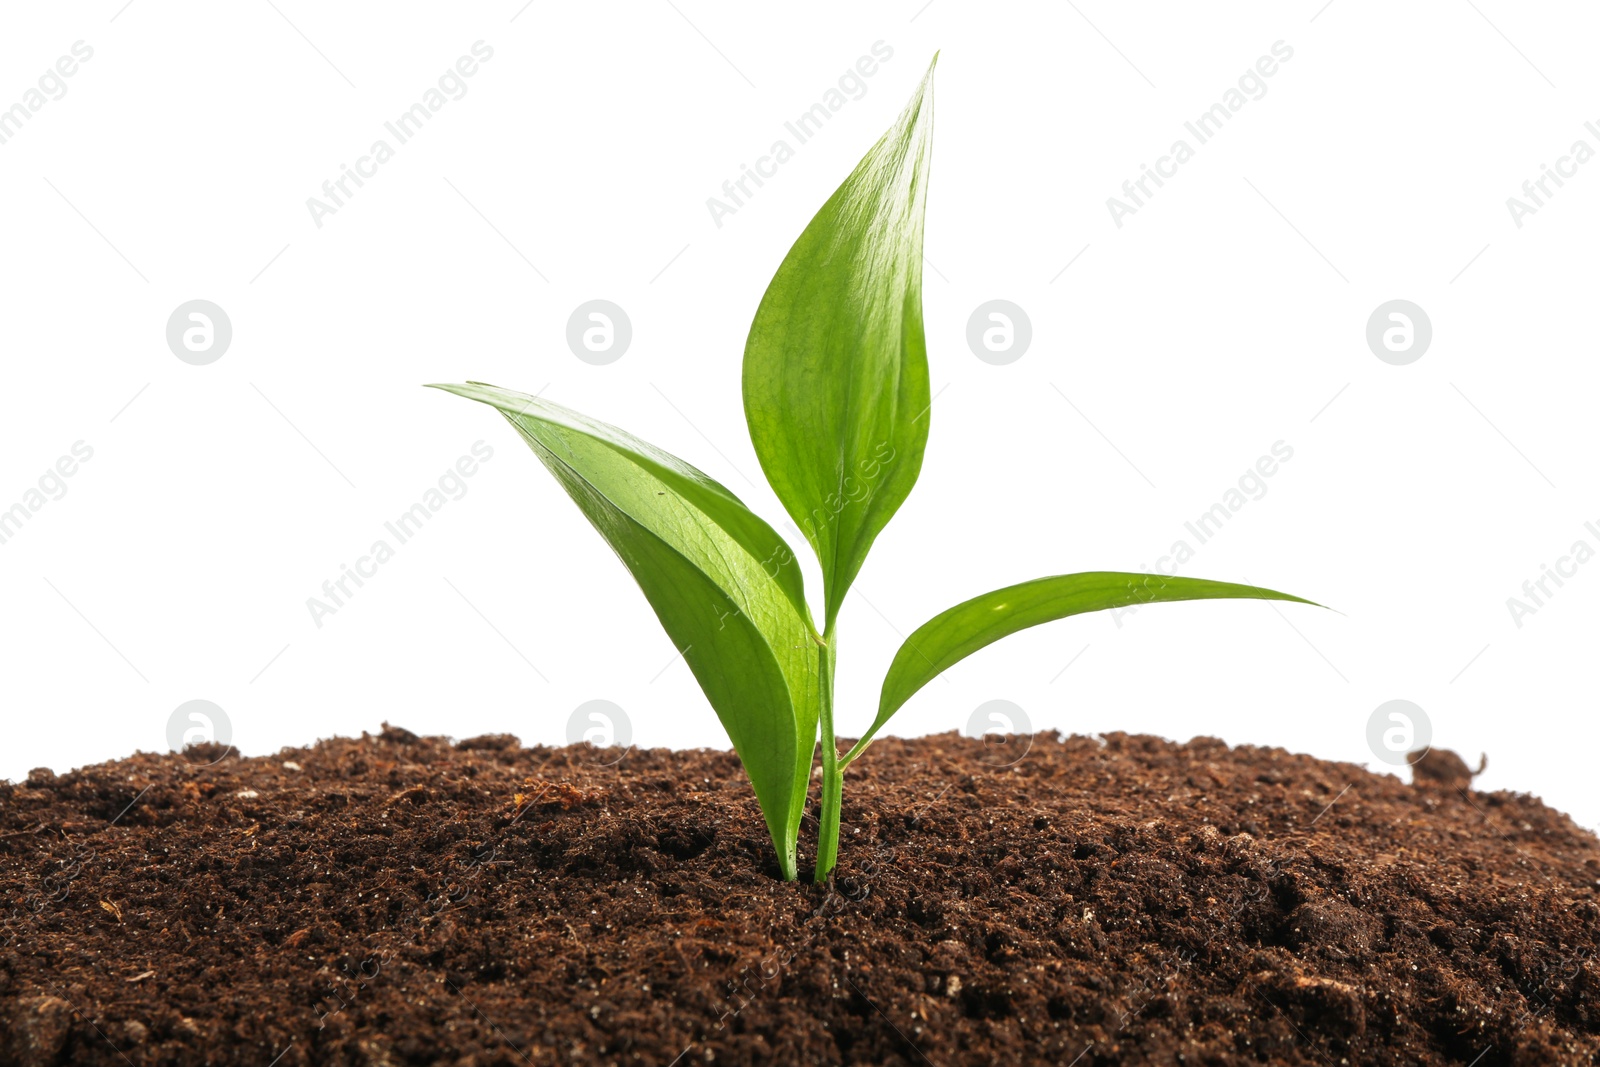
[2,727,1597,1066]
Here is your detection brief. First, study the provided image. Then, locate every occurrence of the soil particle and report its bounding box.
[1411,748,1489,790]
[1282,896,1378,959]
[2,996,73,1067]
[1,729,1597,1066]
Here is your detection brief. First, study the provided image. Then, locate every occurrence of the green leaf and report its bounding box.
[743,55,938,628]
[843,572,1318,764]
[430,382,820,880]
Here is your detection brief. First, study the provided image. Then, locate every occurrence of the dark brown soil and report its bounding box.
[3,727,1598,1067]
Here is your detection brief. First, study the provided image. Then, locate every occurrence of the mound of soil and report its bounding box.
[2,728,1597,1067]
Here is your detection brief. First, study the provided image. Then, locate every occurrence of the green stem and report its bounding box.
[814,626,842,883]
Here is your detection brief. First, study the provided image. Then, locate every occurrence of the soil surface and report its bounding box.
[2,728,1598,1067]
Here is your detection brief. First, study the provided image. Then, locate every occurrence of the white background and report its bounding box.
[3,2,1596,831]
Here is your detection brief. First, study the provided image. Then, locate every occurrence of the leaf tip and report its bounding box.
[427,383,502,412]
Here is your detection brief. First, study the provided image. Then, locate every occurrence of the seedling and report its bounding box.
[432,55,1315,883]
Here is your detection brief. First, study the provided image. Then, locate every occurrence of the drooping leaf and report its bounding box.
[430,382,820,879]
[743,55,937,628]
[843,573,1318,763]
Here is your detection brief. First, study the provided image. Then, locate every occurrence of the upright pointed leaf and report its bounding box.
[743,56,937,627]
[431,382,820,879]
[844,573,1318,762]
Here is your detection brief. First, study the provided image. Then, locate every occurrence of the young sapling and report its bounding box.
[432,54,1317,882]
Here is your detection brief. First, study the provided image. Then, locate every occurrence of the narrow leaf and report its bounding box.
[431,382,820,879]
[743,55,937,627]
[845,573,1318,763]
